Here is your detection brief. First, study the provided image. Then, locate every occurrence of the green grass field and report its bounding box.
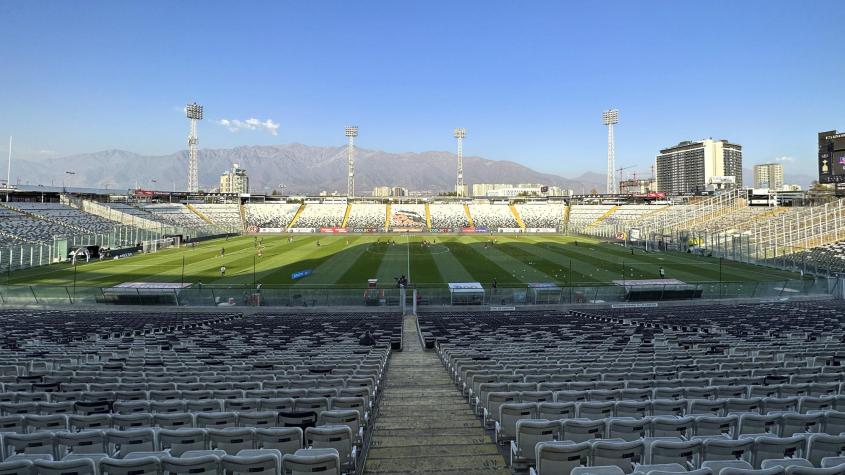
[2,234,806,289]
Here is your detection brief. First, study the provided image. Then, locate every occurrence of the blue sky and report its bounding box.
[0,0,842,180]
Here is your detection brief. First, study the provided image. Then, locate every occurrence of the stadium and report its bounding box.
[3,2,845,475]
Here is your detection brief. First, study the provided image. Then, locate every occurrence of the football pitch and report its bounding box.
[3,234,806,289]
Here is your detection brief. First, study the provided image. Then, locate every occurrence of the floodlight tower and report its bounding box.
[454,128,466,197]
[345,126,358,197]
[602,109,619,195]
[186,102,203,192]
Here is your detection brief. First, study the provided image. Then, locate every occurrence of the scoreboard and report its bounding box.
[819,130,845,184]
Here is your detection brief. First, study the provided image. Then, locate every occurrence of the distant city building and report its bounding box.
[219,163,248,194]
[486,185,569,197]
[472,183,513,197]
[371,186,408,197]
[655,139,742,195]
[619,178,657,194]
[781,184,802,192]
[371,186,391,197]
[753,163,784,190]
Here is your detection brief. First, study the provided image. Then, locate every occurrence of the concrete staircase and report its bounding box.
[341,203,353,229]
[286,203,306,230]
[424,204,432,231]
[463,204,474,228]
[185,203,213,224]
[364,315,509,475]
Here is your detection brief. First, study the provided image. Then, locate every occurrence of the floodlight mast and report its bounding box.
[186,103,203,193]
[454,128,466,197]
[345,126,358,198]
[602,109,619,194]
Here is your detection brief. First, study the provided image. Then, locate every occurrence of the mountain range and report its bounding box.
[12,144,606,194]
[11,144,815,194]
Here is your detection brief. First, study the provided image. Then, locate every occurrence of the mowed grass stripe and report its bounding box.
[462,238,556,284]
[296,237,372,286]
[505,241,618,283]
[443,238,517,284]
[1,233,806,289]
[408,237,445,285]
[427,238,474,285]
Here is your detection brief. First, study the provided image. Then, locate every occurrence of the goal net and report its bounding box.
[142,236,180,253]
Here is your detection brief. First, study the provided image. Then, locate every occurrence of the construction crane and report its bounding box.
[616,165,637,192]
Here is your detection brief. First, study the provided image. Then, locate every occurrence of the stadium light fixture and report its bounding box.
[454,128,466,197]
[602,109,619,194]
[345,126,358,198]
[186,102,203,193]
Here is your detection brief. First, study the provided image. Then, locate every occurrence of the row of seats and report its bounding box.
[521,435,845,475]
[0,425,351,474]
[422,303,845,474]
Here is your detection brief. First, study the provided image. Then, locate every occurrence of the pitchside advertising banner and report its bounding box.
[258,227,283,233]
[524,228,557,233]
[288,228,316,233]
[320,228,348,233]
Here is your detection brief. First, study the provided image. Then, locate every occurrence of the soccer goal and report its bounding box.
[142,236,180,253]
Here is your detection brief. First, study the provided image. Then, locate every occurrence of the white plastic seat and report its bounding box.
[578,401,615,421]
[761,459,813,471]
[652,416,694,439]
[702,460,754,473]
[496,403,536,444]
[32,458,96,475]
[254,427,303,457]
[153,412,194,430]
[56,430,106,457]
[208,428,254,455]
[160,454,220,475]
[105,428,157,458]
[740,414,781,437]
[305,425,356,472]
[648,439,702,469]
[281,449,340,475]
[592,439,645,473]
[99,456,160,475]
[720,466,785,475]
[158,428,207,456]
[532,441,590,475]
[695,415,739,440]
[196,412,237,429]
[785,464,845,475]
[509,419,560,468]
[220,453,278,475]
[806,434,845,467]
[563,419,607,443]
[608,417,651,442]
[0,459,33,475]
[780,413,823,437]
[570,465,626,475]
[753,435,805,469]
[538,402,576,421]
[4,432,56,458]
[702,437,754,463]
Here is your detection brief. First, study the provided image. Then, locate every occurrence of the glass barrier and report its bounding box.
[0,278,834,308]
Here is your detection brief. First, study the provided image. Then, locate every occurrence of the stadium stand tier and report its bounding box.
[345,204,386,230]
[516,203,566,229]
[0,310,401,475]
[191,204,242,229]
[428,203,470,229]
[470,203,520,229]
[294,204,347,229]
[139,204,209,228]
[419,301,845,475]
[243,203,301,230]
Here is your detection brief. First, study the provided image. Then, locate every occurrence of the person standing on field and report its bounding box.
[220,265,226,277]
